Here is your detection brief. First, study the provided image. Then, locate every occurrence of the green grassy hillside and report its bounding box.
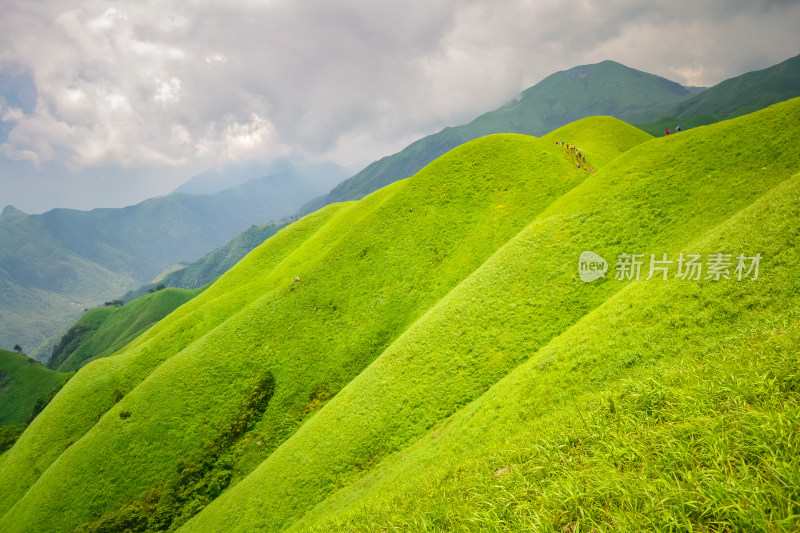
[47,287,205,372]
[0,350,71,426]
[180,98,800,533]
[1,100,799,533]
[0,350,71,453]
[0,119,651,532]
[295,180,800,532]
[540,115,654,168]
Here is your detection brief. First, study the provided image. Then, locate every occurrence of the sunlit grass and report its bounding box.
[1,100,799,533]
[186,100,800,532]
[0,128,615,531]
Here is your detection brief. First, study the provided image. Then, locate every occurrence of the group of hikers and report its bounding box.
[665,125,682,135]
[555,140,587,168]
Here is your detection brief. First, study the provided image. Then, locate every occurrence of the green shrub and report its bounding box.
[0,423,25,454]
[74,372,275,532]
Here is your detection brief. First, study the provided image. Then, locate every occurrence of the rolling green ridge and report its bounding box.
[182,99,800,532]
[0,99,799,532]
[48,287,205,372]
[0,119,649,532]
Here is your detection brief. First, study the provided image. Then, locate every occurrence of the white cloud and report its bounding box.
[205,53,228,64]
[85,6,127,33]
[2,107,24,123]
[1,143,40,164]
[154,77,182,105]
[0,0,798,211]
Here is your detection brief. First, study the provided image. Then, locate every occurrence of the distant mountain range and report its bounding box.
[676,53,800,119]
[0,170,336,358]
[120,220,287,302]
[302,52,800,213]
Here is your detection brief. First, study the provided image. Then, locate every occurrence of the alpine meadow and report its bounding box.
[0,91,798,533]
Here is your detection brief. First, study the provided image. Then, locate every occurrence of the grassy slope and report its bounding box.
[0,124,652,531]
[49,287,205,372]
[180,99,800,532]
[0,350,72,427]
[3,101,797,532]
[0,202,348,522]
[539,115,654,168]
[299,174,800,532]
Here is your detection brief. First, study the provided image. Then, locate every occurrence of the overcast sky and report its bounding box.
[1,0,799,213]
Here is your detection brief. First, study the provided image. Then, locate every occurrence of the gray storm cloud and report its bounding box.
[0,0,799,211]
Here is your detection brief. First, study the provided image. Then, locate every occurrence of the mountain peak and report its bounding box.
[0,205,27,221]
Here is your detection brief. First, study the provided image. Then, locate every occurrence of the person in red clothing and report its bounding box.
[666,128,671,135]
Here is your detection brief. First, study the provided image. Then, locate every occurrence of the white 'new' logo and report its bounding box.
[579,251,608,282]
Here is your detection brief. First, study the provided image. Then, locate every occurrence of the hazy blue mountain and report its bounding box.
[122,220,288,302]
[173,161,278,195]
[1,172,328,359]
[174,158,352,196]
[0,205,27,222]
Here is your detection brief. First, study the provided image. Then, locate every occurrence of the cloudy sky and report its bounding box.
[1,0,799,213]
